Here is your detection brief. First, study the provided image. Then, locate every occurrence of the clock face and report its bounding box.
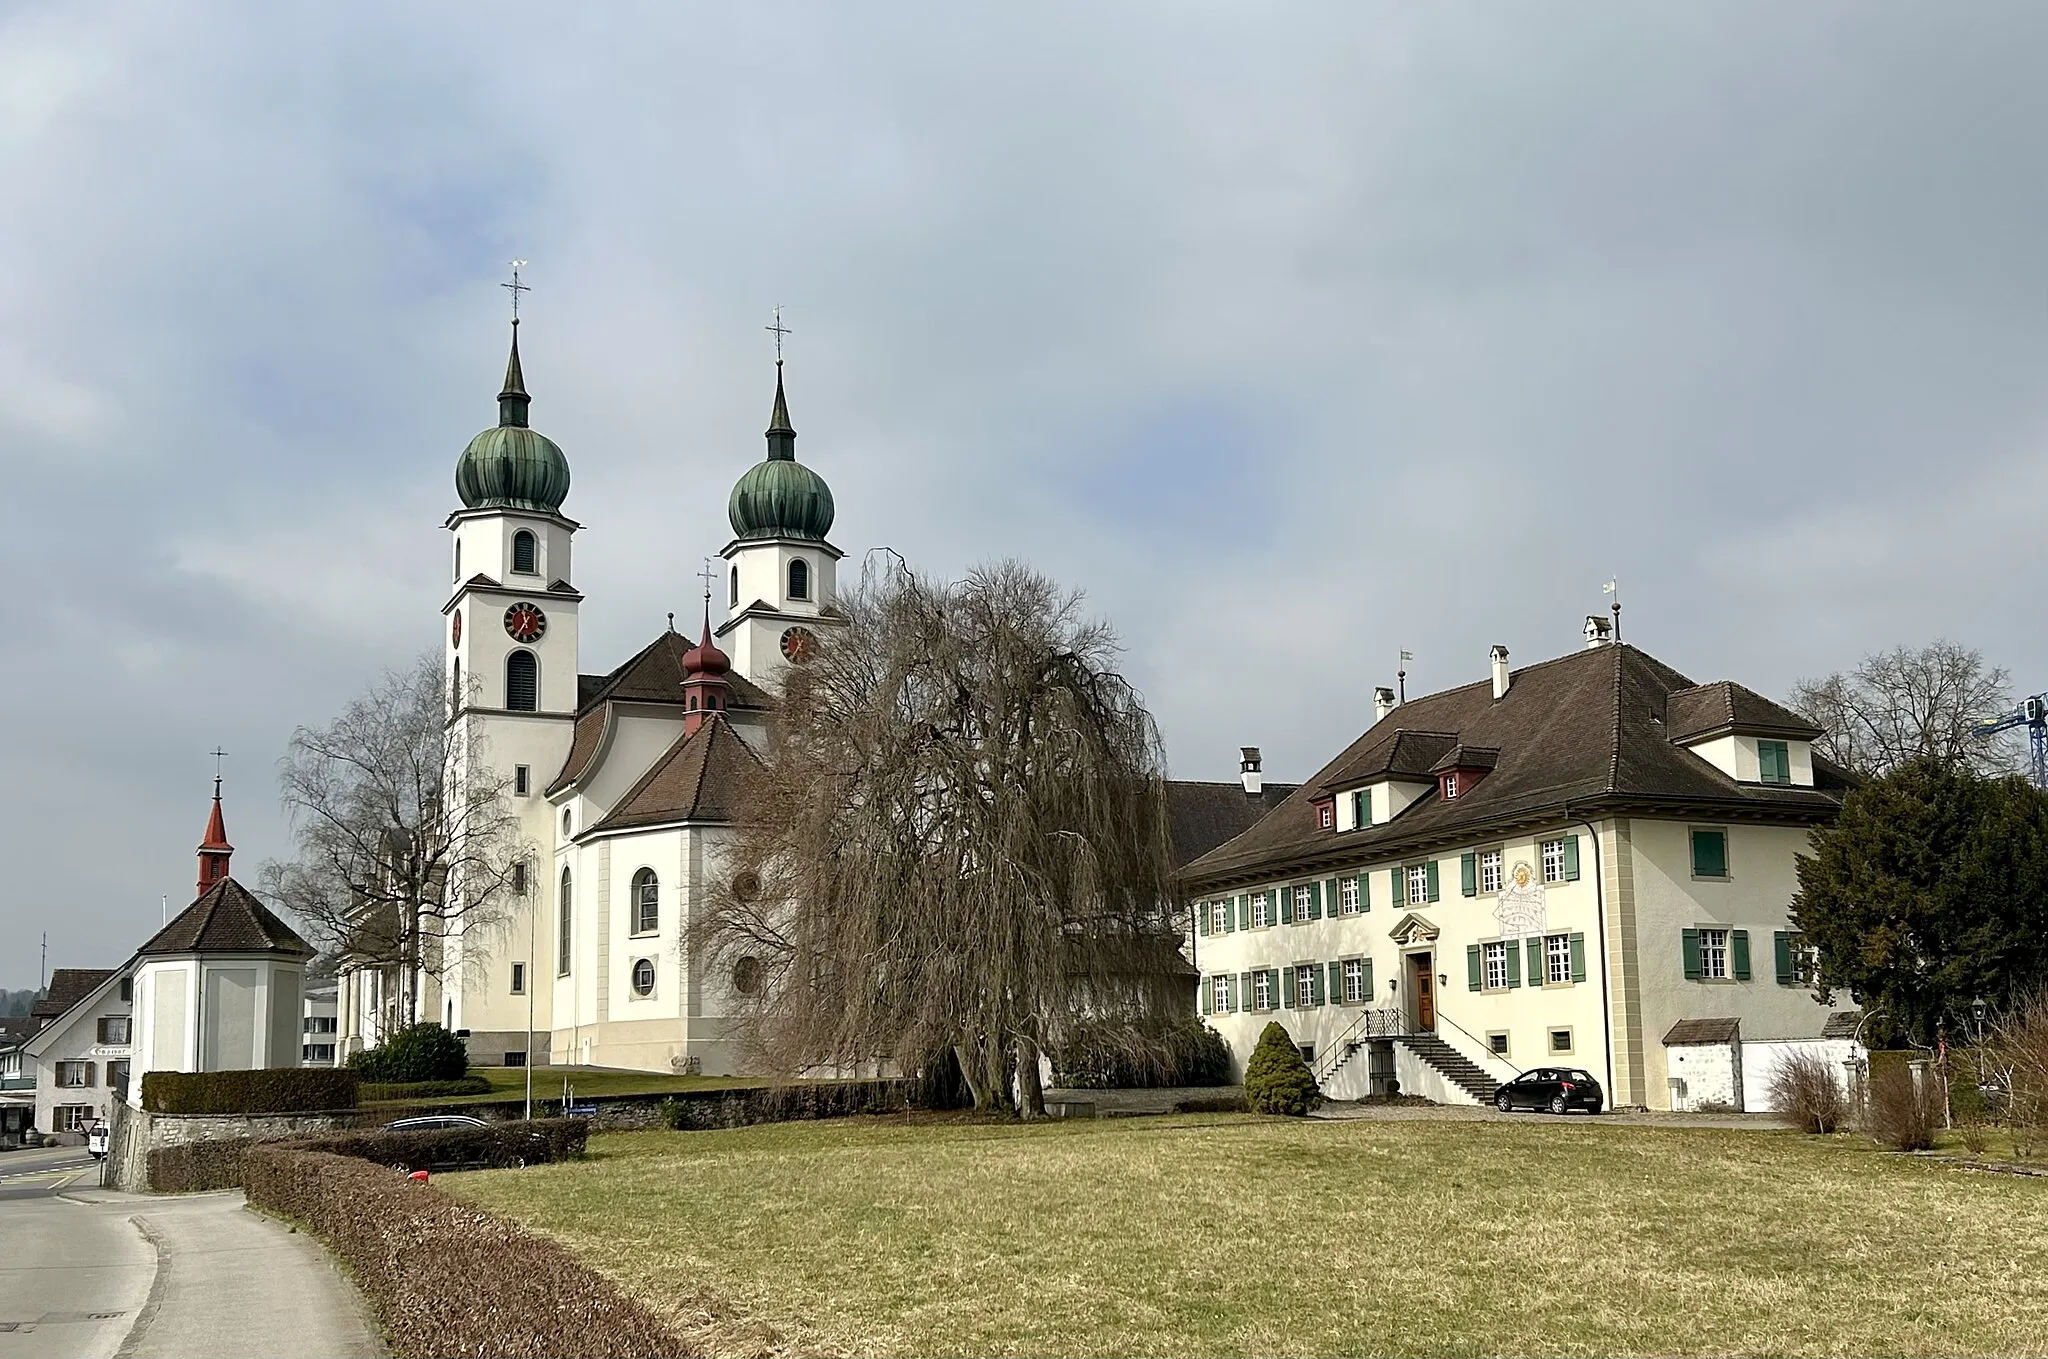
[451,612,461,646]
[780,626,818,663]
[504,602,547,644]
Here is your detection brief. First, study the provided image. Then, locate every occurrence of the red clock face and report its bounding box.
[451,612,462,646]
[504,603,547,644]
[780,626,818,662]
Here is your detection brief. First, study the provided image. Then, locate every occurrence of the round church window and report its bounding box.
[631,958,655,996]
[733,956,763,996]
[730,870,762,902]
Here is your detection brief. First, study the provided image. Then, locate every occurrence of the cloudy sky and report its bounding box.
[6,2,2047,987]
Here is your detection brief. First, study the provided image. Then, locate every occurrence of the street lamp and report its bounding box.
[1971,996,1989,1044]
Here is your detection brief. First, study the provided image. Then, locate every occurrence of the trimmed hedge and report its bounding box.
[298,1117,587,1170]
[656,1080,910,1130]
[359,1076,495,1102]
[243,1146,688,1358]
[141,1067,359,1115]
[1052,1020,1236,1089]
[148,1137,257,1193]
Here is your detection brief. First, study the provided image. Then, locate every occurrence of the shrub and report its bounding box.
[148,1137,256,1193]
[358,1076,495,1102]
[1867,1064,1943,1151]
[1051,1020,1236,1089]
[1243,1021,1322,1116]
[242,1146,688,1358]
[1766,1049,1848,1134]
[300,1117,588,1170]
[141,1067,360,1115]
[347,1022,470,1083]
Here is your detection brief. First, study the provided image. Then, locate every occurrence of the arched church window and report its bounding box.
[512,530,538,574]
[454,540,462,581]
[730,566,739,607]
[506,650,538,712]
[788,557,810,601]
[450,659,462,709]
[558,867,573,976]
[632,868,659,934]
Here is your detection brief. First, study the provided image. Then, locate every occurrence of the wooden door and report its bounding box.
[1412,953,1436,1032]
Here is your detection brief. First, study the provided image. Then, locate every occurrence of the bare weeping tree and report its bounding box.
[1790,641,2022,777]
[695,559,1181,1117]
[261,653,530,1025]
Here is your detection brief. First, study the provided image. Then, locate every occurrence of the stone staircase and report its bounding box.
[1397,1033,1501,1105]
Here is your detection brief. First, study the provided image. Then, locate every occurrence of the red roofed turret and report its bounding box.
[197,778,234,896]
[681,612,730,737]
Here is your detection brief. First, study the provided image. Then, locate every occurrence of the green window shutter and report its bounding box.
[1196,903,1209,938]
[1461,853,1477,897]
[1692,829,1728,878]
[1526,937,1543,986]
[1466,944,1483,992]
[1362,958,1375,999]
[1223,897,1235,933]
[1281,965,1296,1008]
[1564,834,1581,882]
[1328,878,1340,915]
[1237,971,1252,1012]
[1357,873,1371,912]
[1426,860,1441,902]
[1353,790,1368,826]
[1201,978,1213,1015]
[1569,932,1587,984]
[1682,928,1702,981]
[1774,931,1794,985]
[1309,881,1324,921]
[1732,929,1752,981]
[1328,960,1343,1003]
[1270,969,1283,1009]
[1281,887,1295,925]
[1391,867,1405,907]
[1310,964,1325,1006]
[1505,940,1522,987]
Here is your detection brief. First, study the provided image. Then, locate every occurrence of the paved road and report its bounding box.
[0,1170,381,1359]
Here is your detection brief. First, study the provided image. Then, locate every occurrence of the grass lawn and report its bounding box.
[364,1066,764,1108]
[444,1114,2048,1357]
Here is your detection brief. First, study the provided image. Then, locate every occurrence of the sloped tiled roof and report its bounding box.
[590,716,762,833]
[1664,1017,1741,1045]
[30,969,113,1020]
[1164,781,1297,870]
[137,878,313,957]
[1429,744,1500,775]
[550,631,778,795]
[1184,644,1849,888]
[1821,1010,1864,1040]
[1666,680,1823,744]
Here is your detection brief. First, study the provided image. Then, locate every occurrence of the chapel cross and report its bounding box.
[765,305,791,363]
[502,260,530,322]
[698,558,719,606]
[209,746,228,796]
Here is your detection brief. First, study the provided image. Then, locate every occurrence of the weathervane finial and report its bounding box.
[503,260,530,324]
[766,304,791,365]
[209,746,228,799]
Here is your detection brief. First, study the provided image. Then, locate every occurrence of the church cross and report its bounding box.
[698,558,718,606]
[502,260,530,322]
[209,746,228,796]
[765,305,791,362]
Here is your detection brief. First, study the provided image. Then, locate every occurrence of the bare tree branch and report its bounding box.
[1790,640,2023,777]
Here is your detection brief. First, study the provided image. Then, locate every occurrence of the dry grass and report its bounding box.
[445,1114,2048,1358]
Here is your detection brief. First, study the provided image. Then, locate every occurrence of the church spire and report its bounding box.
[765,361,795,462]
[196,777,234,897]
[497,322,531,429]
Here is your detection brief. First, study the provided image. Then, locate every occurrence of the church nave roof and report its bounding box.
[591,714,760,833]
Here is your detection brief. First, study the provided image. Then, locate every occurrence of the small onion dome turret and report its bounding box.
[682,619,731,677]
[728,363,834,541]
[455,323,572,514]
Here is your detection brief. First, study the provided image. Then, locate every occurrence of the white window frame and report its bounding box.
[1342,958,1367,1004]
[630,957,656,997]
[1479,849,1503,895]
[1541,837,1567,884]
[1482,940,1509,991]
[632,869,660,935]
[1211,975,1230,1012]
[1546,934,1572,985]
[1253,971,1274,1011]
[100,1016,131,1045]
[1407,863,1429,903]
[1295,968,1316,1007]
[1209,901,1228,934]
[1699,927,1730,980]
[1443,772,1460,799]
[1251,891,1272,929]
[1294,885,1314,918]
[56,1061,90,1088]
[510,962,526,995]
[57,1105,95,1132]
[1338,877,1360,915]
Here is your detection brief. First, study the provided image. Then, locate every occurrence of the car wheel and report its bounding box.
[1549,1095,1567,1115]
[1495,1091,1513,1112]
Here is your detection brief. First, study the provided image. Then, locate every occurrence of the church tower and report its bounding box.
[716,361,845,682]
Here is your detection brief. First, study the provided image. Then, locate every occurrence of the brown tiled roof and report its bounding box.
[1164,781,1297,870]
[591,716,762,833]
[30,969,114,1020]
[0,1015,39,1047]
[1666,680,1824,744]
[138,878,313,957]
[1184,644,1849,888]
[1821,1010,1863,1040]
[1429,744,1500,775]
[1664,1017,1741,1045]
[546,707,611,796]
[549,631,777,795]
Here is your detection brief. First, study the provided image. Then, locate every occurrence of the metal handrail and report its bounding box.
[1311,1007,1407,1083]
[1425,1007,1523,1083]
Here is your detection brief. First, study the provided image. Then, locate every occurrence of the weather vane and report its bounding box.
[766,305,791,364]
[503,260,530,323]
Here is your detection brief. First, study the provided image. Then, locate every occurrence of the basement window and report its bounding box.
[1550,1028,1574,1054]
[1488,1031,1510,1057]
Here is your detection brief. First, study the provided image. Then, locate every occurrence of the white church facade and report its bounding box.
[333,321,848,1075]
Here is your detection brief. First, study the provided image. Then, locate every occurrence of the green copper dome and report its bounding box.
[728,365,835,540]
[455,326,572,515]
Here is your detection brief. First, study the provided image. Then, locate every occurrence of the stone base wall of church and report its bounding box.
[461,1029,553,1067]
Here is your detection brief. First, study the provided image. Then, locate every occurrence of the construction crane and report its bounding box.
[1971,694,2048,789]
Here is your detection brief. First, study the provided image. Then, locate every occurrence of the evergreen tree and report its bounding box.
[1791,757,2048,1045]
[1244,1021,1322,1116]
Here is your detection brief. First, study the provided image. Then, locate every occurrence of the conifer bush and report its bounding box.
[347,1022,470,1083]
[1244,1021,1322,1116]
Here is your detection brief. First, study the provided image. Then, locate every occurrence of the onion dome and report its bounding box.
[682,618,731,677]
[728,364,835,541]
[455,324,572,514]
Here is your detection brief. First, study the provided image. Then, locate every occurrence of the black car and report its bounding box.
[1493,1067,1604,1114]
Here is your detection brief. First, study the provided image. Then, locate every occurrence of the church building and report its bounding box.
[335,318,847,1075]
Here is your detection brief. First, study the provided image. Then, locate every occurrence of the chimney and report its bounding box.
[1584,615,1613,649]
[1239,746,1263,797]
[1490,645,1511,700]
[1372,686,1396,724]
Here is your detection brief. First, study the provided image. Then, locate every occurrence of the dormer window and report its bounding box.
[1351,790,1370,827]
[1315,797,1335,830]
[1442,772,1460,799]
[512,530,538,575]
[1758,740,1791,785]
